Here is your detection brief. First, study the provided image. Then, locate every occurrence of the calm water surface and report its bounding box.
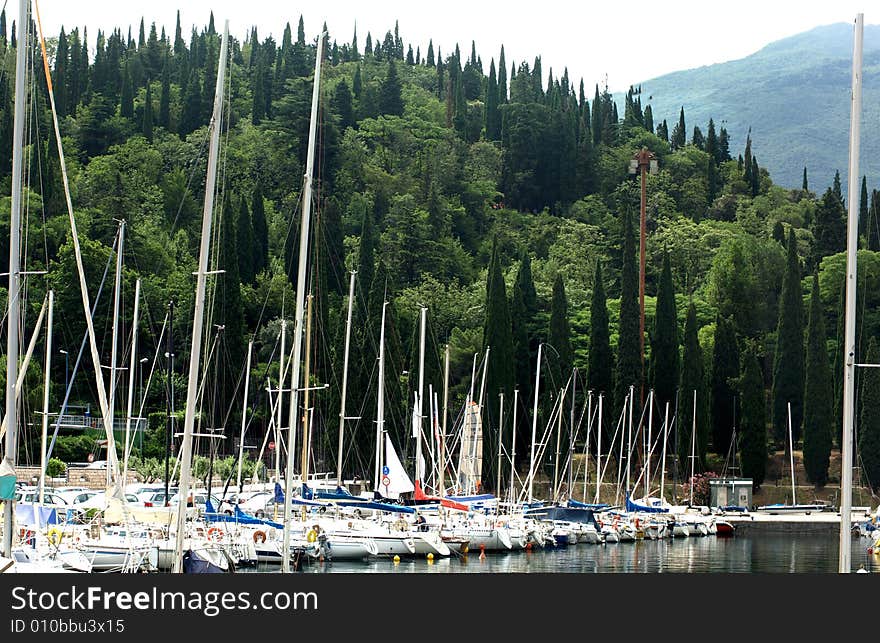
[243,533,878,574]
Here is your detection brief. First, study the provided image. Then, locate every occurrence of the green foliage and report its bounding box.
[771,230,805,446]
[678,301,707,472]
[859,339,880,492]
[46,458,67,478]
[803,273,832,487]
[738,344,767,490]
[710,314,739,455]
[614,209,641,413]
[650,252,678,409]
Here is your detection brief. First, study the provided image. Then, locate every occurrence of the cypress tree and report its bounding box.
[482,237,515,491]
[142,81,154,142]
[588,259,614,403]
[179,69,201,138]
[832,170,844,206]
[485,59,500,140]
[236,196,255,284]
[218,195,245,407]
[379,58,404,116]
[803,272,832,487]
[333,79,355,130]
[718,127,731,161]
[738,344,767,490]
[868,190,880,251]
[650,252,678,412]
[159,56,171,129]
[679,301,706,472]
[859,175,869,239]
[643,104,653,134]
[54,29,68,117]
[860,338,880,492]
[511,251,538,459]
[772,221,786,245]
[498,45,507,104]
[352,64,362,98]
[614,208,641,414]
[120,62,134,118]
[812,186,847,266]
[802,167,809,192]
[548,273,573,391]
[771,229,805,447]
[710,314,740,456]
[251,184,268,276]
[670,106,686,149]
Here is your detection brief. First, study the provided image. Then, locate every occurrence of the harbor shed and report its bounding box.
[709,478,752,510]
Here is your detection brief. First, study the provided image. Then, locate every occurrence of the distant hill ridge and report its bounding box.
[620,23,880,193]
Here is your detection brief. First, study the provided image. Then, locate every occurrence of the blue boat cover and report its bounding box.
[625,492,670,514]
[567,499,610,510]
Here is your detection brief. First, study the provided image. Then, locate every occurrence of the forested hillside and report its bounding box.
[4,12,880,494]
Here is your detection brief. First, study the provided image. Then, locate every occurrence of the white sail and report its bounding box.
[381,434,414,499]
[458,401,483,494]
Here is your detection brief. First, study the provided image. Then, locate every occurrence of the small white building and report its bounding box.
[709,478,752,509]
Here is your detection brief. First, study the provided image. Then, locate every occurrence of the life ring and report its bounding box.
[47,527,63,546]
[207,527,224,541]
[253,530,267,544]
[306,529,318,543]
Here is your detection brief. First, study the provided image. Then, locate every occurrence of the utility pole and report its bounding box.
[629,147,658,405]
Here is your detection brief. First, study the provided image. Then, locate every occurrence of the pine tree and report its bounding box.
[142,80,154,142]
[482,236,515,490]
[650,252,678,412]
[379,58,404,116]
[679,301,706,472]
[710,314,740,456]
[333,79,355,130]
[803,272,832,487]
[643,104,653,133]
[718,127,731,161]
[771,229,805,447]
[614,209,641,414]
[832,170,844,206]
[738,344,767,489]
[691,125,704,149]
[860,338,880,492]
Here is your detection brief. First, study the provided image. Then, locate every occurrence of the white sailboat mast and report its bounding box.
[172,20,229,574]
[282,31,326,574]
[236,339,253,490]
[416,305,427,483]
[336,270,356,487]
[2,0,29,558]
[839,12,863,574]
[440,343,450,495]
[375,301,388,490]
[660,401,669,503]
[108,219,125,486]
[595,393,603,504]
[123,279,141,482]
[528,343,543,503]
[38,292,54,504]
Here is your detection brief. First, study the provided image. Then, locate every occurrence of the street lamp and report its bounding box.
[628,147,658,404]
[59,349,69,394]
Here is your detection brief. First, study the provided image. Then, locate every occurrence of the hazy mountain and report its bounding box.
[626,23,880,193]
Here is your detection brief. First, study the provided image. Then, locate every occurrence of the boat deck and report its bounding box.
[720,508,872,534]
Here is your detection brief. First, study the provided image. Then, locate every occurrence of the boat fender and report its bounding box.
[306,529,318,543]
[253,529,267,544]
[47,527,63,546]
[207,527,224,541]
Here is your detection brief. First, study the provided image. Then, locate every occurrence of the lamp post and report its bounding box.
[59,349,69,394]
[628,147,658,404]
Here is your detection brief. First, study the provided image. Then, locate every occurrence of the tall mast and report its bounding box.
[2,0,28,557]
[416,306,427,483]
[123,279,141,482]
[38,292,54,504]
[164,301,173,504]
[300,294,314,502]
[568,369,576,500]
[282,30,325,573]
[582,390,592,503]
[509,389,518,506]
[646,389,654,500]
[787,402,796,506]
[172,20,229,573]
[440,343,450,495]
[626,384,634,493]
[374,301,389,490]
[275,320,286,483]
[496,392,504,502]
[528,343,542,503]
[236,339,253,490]
[660,401,669,503]
[108,219,125,487]
[595,394,603,504]
[839,12,863,574]
[336,271,356,487]
[689,389,697,507]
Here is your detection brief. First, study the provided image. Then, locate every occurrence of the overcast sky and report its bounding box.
[29,1,871,93]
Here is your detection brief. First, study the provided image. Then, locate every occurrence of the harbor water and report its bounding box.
[242,532,878,574]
